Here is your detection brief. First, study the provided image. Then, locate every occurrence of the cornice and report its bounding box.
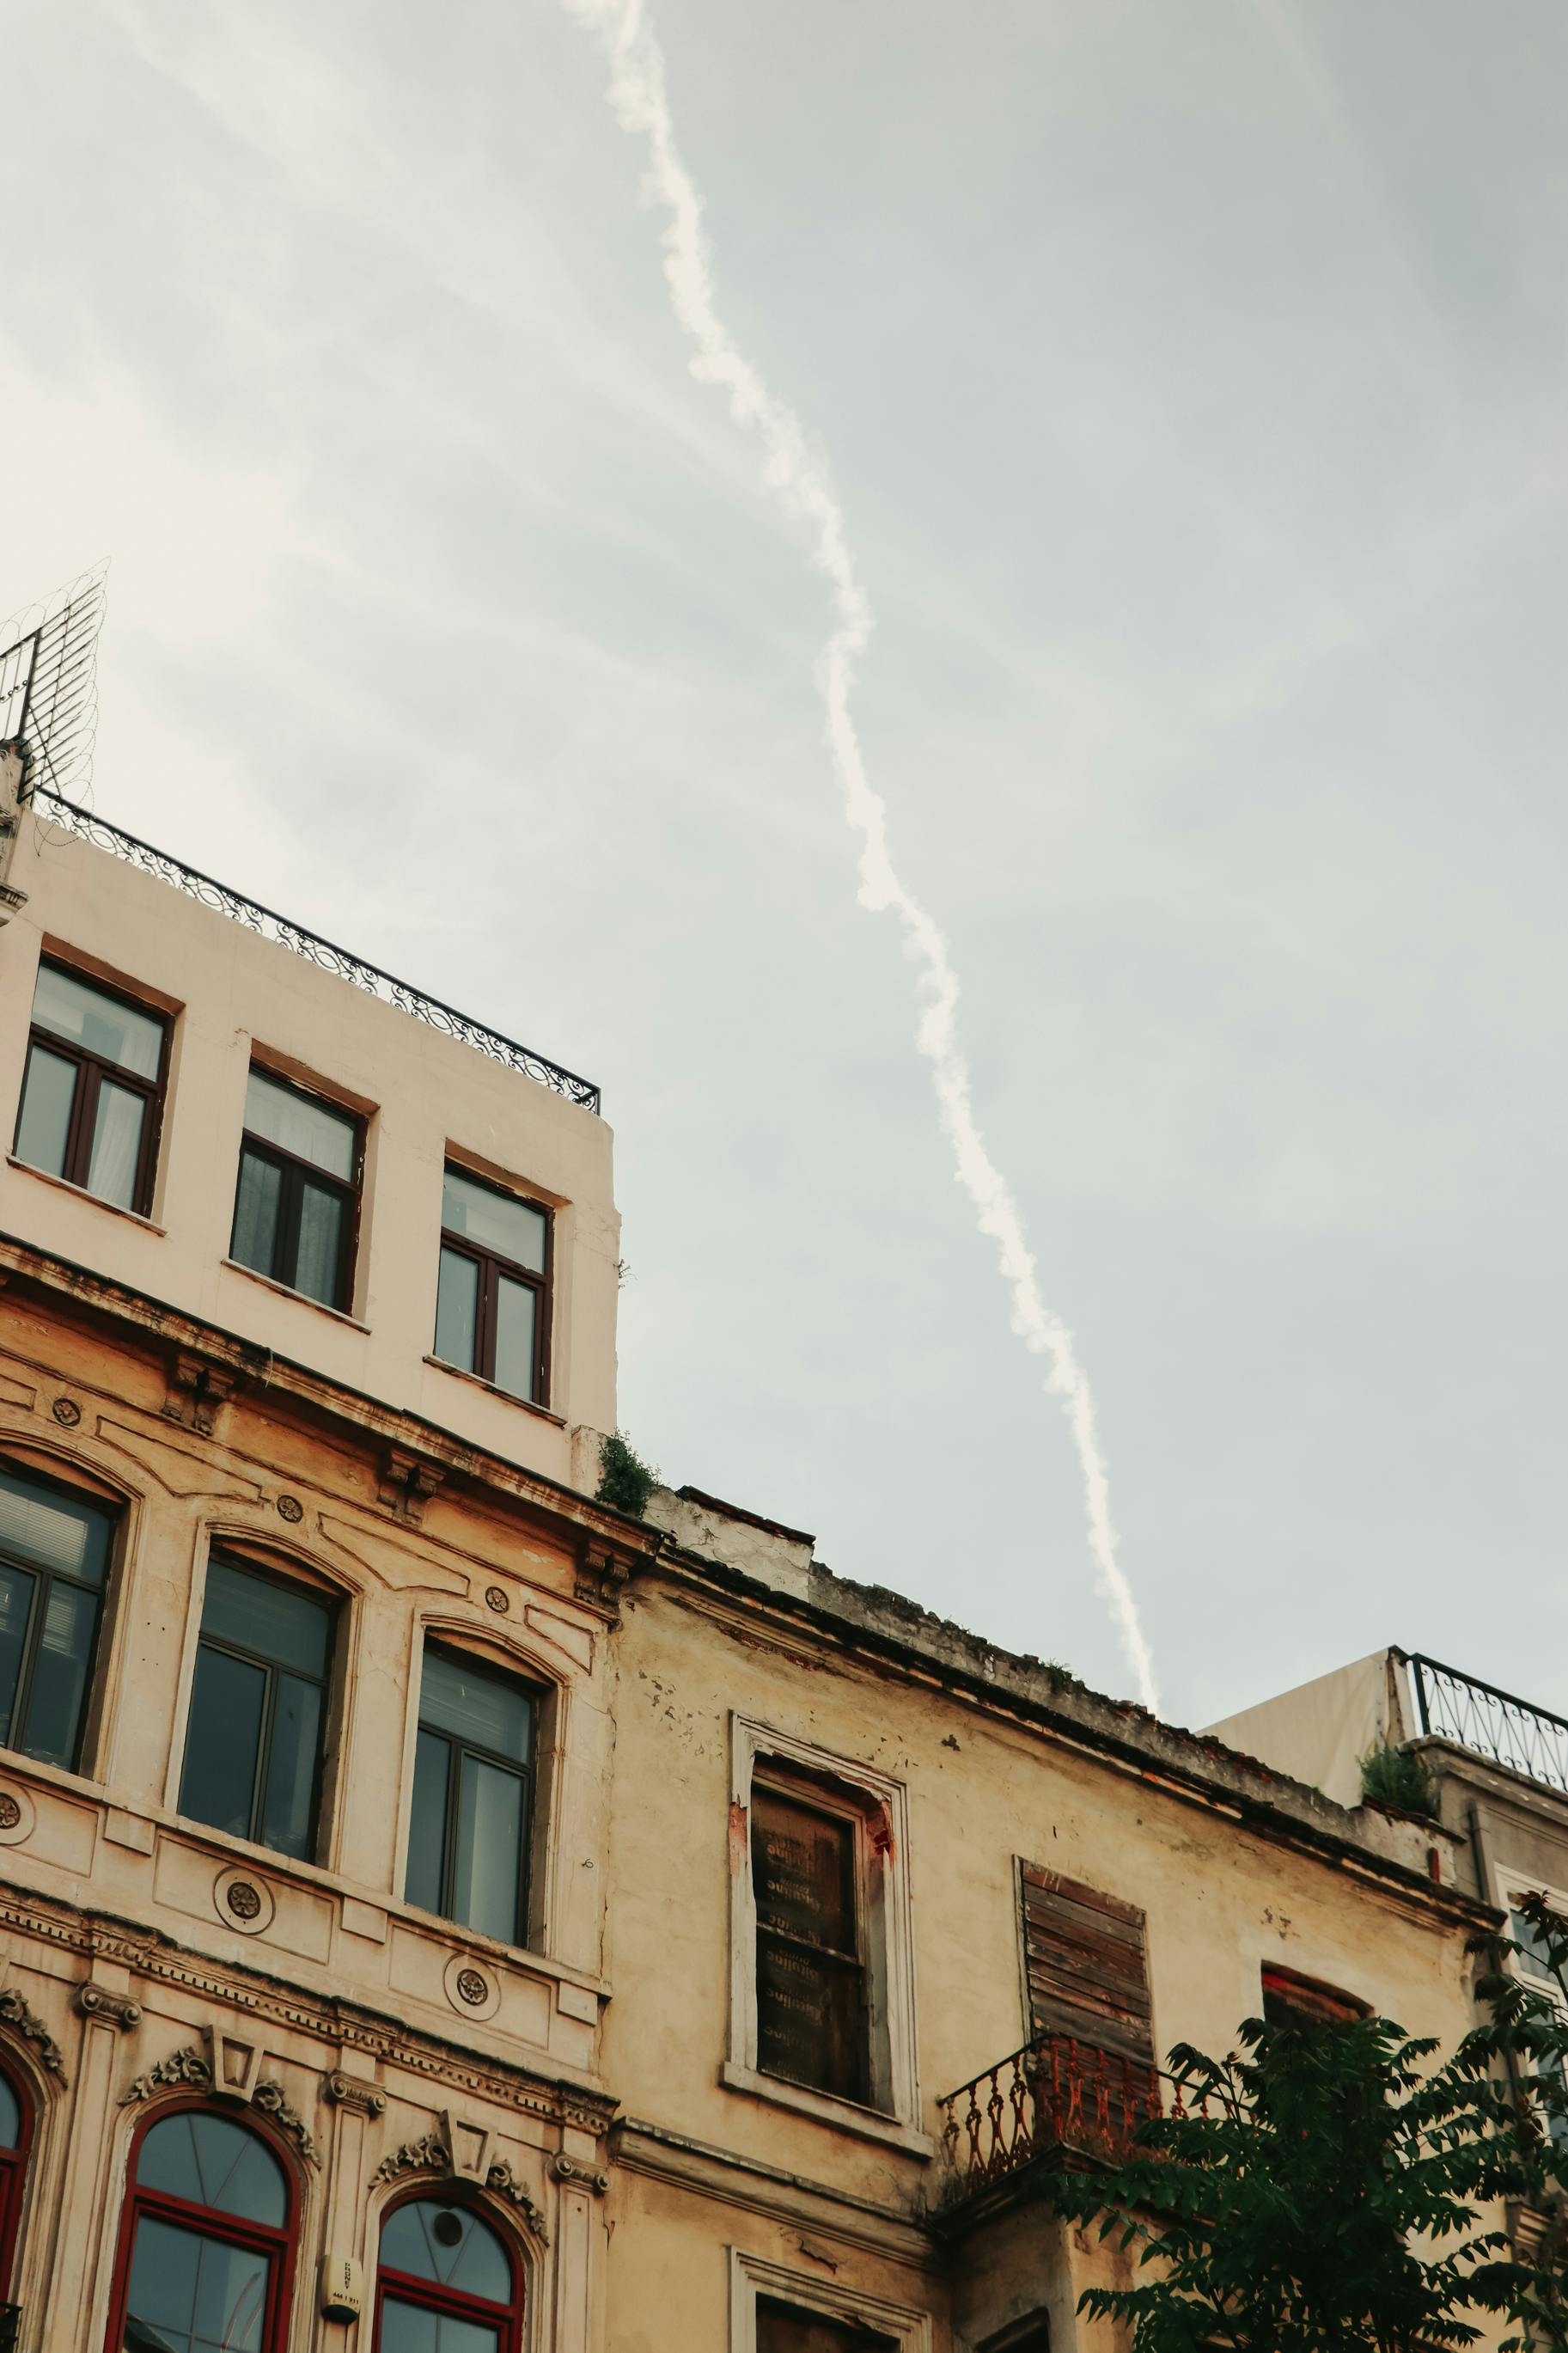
[610,2117,936,2270]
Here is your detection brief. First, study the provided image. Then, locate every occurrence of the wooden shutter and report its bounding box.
[1019,1863,1153,2063]
[752,1784,868,2103]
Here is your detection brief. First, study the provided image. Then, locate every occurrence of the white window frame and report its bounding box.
[729,2248,932,2353]
[1494,1862,1568,2141]
[724,1715,929,2156]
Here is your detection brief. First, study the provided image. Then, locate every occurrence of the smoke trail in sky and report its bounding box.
[564,0,1161,1714]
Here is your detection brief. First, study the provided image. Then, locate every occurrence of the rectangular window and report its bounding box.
[405,1643,537,1946]
[13,960,169,1216]
[434,1165,551,1405]
[753,1781,871,2106]
[179,1556,333,1861]
[1260,1964,1368,2030]
[0,1460,114,1772]
[229,1066,361,1312]
[757,2304,899,2353]
[1018,1862,1155,2065]
[1502,1879,1568,2149]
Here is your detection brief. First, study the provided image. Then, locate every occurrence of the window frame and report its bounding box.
[0,1452,118,1777]
[1496,1865,1568,2146]
[751,1775,872,2108]
[729,2252,930,2353]
[1260,1962,1370,2030]
[0,2052,34,2301]
[103,2102,298,2353]
[435,1164,553,1407]
[230,1063,363,1314]
[15,956,171,1219]
[373,2188,524,2353]
[177,1552,337,1865]
[405,1639,541,1949]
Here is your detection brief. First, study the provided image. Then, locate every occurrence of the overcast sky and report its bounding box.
[6,0,1567,1731]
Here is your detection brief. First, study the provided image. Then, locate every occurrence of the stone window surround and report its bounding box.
[723,1715,928,2158]
[728,2247,933,2353]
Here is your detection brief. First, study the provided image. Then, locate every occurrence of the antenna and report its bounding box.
[0,564,109,807]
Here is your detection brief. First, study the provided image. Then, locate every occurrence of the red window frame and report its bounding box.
[102,2103,298,2353]
[374,2189,524,2352]
[0,2053,34,2300]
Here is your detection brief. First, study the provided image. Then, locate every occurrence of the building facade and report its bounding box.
[0,740,1510,2351]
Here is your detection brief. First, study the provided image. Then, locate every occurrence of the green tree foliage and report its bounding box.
[1052,1894,1568,2353]
[594,1428,659,1519]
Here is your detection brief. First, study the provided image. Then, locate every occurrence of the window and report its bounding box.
[0,2061,33,2299]
[108,2108,293,2353]
[405,1644,537,1946]
[757,2304,899,2353]
[179,1557,333,1863]
[0,1458,114,1772]
[753,1782,869,2105]
[729,2255,926,2353]
[1260,1963,1369,2031]
[434,1166,551,1405]
[1018,1862,1155,2068]
[230,1066,361,1312]
[1501,1878,1568,2148]
[14,959,168,1216]
[375,2195,522,2353]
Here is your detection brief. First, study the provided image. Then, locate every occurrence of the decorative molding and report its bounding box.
[549,2153,608,2197]
[378,1445,445,1526]
[253,2077,320,2166]
[371,2126,450,2186]
[485,2155,549,2238]
[0,1986,64,2076]
[163,1348,239,1436]
[76,1983,142,2029]
[323,2069,387,2118]
[123,2045,211,2105]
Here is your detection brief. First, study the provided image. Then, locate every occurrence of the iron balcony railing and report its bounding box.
[1405,1653,1568,1795]
[21,787,601,1115]
[937,2031,1179,2199]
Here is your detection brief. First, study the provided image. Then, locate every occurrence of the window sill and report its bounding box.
[222,1257,369,1332]
[718,2063,933,2158]
[422,1354,565,1427]
[6,1156,165,1234]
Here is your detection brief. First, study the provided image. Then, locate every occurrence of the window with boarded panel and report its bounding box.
[1260,1964,1368,2029]
[753,1782,869,2105]
[757,2299,899,2353]
[1019,1863,1153,2063]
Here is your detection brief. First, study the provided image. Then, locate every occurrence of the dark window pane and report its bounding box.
[136,2111,285,2226]
[243,1068,356,1181]
[434,1247,479,1373]
[293,1177,345,1308]
[180,1647,266,1839]
[492,1276,538,1403]
[406,1728,450,1915]
[86,1078,146,1211]
[231,1149,283,1280]
[0,2076,17,2149]
[125,2211,270,2351]
[441,1169,546,1272]
[380,2198,510,2299]
[454,1755,524,1943]
[23,1578,99,1767]
[753,1788,866,2103]
[757,2301,899,2353]
[756,1934,866,2101]
[419,1650,532,1764]
[31,964,162,1078]
[0,1564,34,1746]
[0,1465,112,1586]
[379,2298,501,2353]
[753,1791,857,1951]
[260,1672,322,1860]
[203,1559,331,1678]
[14,1043,76,1179]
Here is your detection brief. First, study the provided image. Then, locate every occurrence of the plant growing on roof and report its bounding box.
[595,1429,659,1520]
[1359,1739,1437,1818]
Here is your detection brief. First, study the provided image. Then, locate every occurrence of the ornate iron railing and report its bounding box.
[1405,1653,1568,1794]
[937,2031,1173,2197]
[23,787,601,1115]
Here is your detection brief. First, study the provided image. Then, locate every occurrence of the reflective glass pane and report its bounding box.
[378,2299,501,2353]
[15,1042,76,1178]
[203,1559,331,1678]
[454,1756,524,1944]
[180,1645,266,1839]
[243,1068,356,1180]
[31,963,163,1078]
[293,1177,346,1307]
[441,1170,546,1274]
[259,1671,322,1860]
[137,2110,286,2225]
[419,1650,531,1763]
[0,1464,113,1586]
[405,1728,450,1915]
[491,1277,538,1403]
[0,2075,19,2148]
[125,2212,270,2351]
[22,1577,98,1768]
[86,1078,147,1210]
[230,1149,283,1280]
[0,1563,35,1746]
[434,1247,479,1373]
[380,2198,510,2299]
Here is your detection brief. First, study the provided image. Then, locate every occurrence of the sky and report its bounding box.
[5,0,1568,1732]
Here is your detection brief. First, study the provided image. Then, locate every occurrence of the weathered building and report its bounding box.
[0,685,1508,2351]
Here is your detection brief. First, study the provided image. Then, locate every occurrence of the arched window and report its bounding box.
[108,2108,294,2353]
[0,2058,34,2297]
[375,2194,522,2351]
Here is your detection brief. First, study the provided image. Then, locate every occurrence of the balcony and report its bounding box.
[937,2031,1166,2205]
[1404,1653,1568,1794]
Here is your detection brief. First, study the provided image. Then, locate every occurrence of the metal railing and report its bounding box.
[23,787,602,1115]
[1406,1653,1568,1794]
[937,2031,1170,2198]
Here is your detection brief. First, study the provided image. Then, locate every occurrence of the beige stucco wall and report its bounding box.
[0,803,618,1483]
[1203,1648,1407,1811]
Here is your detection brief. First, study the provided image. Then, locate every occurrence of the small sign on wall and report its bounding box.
[320,2253,364,2319]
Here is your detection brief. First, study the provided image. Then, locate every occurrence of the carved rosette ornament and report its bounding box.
[0,1987,64,2076]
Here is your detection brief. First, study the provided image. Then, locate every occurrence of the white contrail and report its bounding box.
[564,0,1160,1714]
